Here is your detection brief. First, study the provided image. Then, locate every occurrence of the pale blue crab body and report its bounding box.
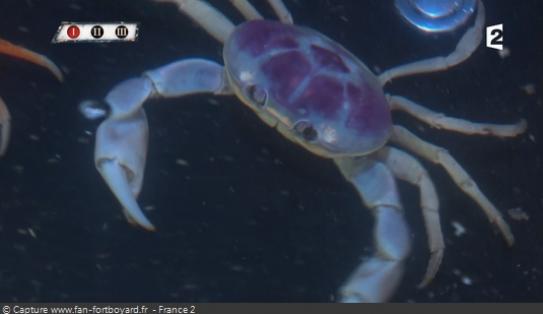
[86,0,525,303]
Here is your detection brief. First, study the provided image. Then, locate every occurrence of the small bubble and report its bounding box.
[451,221,466,236]
[461,276,473,286]
[175,158,189,166]
[521,83,536,96]
[498,47,510,58]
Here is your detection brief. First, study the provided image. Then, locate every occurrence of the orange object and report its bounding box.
[0,38,63,81]
[0,38,64,156]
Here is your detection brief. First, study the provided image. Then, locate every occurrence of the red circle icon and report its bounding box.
[67,25,80,39]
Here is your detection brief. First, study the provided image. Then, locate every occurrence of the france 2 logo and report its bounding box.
[486,24,504,50]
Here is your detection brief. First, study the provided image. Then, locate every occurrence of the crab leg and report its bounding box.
[229,0,263,20]
[391,125,515,246]
[335,157,410,302]
[267,0,293,24]
[379,0,484,85]
[92,59,230,230]
[388,95,527,137]
[0,38,63,82]
[375,146,444,288]
[229,0,292,23]
[0,97,10,156]
[154,0,235,44]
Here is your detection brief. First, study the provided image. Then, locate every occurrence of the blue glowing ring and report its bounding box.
[395,0,477,33]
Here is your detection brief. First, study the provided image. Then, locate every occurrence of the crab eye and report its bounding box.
[246,84,267,107]
[294,121,318,142]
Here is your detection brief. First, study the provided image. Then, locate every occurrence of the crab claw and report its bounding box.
[95,109,154,231]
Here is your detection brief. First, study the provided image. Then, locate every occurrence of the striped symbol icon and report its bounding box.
[66,25,80,39]
[91,25,104,38]
[115,25,129,39]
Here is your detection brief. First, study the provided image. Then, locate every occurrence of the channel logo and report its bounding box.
[486,24,504,50]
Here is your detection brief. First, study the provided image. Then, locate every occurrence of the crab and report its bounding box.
[84,0,526,302]
[0,38,63,156]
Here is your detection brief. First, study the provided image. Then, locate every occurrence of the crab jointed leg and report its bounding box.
[229,0,263,20]
[391,125,515,246]
[267,0,293,24]
[155,0,235,43]
[91,59,230,230]
[227,0,293,24]
[379,0,485,85]
[335,157,411,303]
[388,95,527,138]
[155,0,293,44]
[375,147,443,288]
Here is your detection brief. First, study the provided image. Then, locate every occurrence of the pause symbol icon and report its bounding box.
[91,25,104,38]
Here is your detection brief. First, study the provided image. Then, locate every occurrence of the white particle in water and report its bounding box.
[498,46,510,58]
[175,158,189,166]
[451,220,466,237]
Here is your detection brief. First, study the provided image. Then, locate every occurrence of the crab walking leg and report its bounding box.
[94,59,230,230]
[391,125,515,246]
[154,0,235,44]
[267,0,293,24]
[378,0,484,85]
[229,0,263,20]
[0,97,10,156]
[388,95,527,137]
[335,157,410,302]
[375,146,443,288]
[0,38,63,82]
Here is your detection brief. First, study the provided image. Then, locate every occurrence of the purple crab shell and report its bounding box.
[224,20,391,155]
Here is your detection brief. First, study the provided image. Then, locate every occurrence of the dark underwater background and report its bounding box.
[0,0,542,302]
